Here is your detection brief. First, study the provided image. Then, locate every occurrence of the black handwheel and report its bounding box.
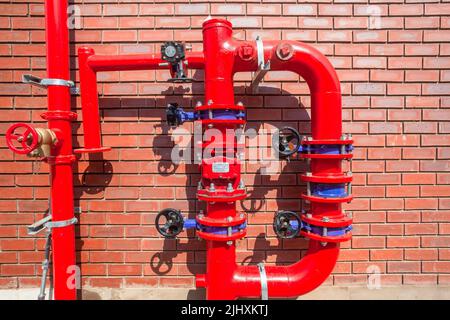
[272,126,302,158]
[166,103,180,127]
[155,208,184,238]
[273,210,301,239]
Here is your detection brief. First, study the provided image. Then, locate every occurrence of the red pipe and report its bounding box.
[44,0,77,300]
[76,49,204,153]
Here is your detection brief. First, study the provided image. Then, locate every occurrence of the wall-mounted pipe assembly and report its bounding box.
[5,2,353,300]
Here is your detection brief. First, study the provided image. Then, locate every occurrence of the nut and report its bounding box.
[238,45,254,61]
[276,43,294,61]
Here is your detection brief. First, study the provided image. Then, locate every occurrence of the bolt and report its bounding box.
[322,217,330,222]
[307,136,313,141]
[306,172,312,177]
[237,102,243,106]
[197,181,203,190]
[227,216,233,222]
[238,180,245,189]
[276,43,294,61]
[209,183,215,192]
[196,101,202,107]
[207,99,213,105]
[306,213,312,218]
[198,213,204,219]
[320,242,328,247]
[227,183,233,192]
[208,124,214,129]
[238,45,254,61]
[226,241,233,246]
[347,134,353,140]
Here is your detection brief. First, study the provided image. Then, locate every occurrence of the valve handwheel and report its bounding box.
[272,126,302,158]
[6,123,39,155]
[273,210,301,239]
[155,208,184,238]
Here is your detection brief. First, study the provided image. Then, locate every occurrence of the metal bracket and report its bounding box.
[27,215,52,235]
[45,217,78,231]
[251,36,271,94]
[27,215,78,235]
[22,74,79,95]
[257,262,268,300]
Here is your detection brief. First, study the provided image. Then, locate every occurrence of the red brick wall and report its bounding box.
[1,0,449,291]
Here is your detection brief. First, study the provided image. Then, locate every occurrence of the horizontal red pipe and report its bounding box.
[87,52,205,72]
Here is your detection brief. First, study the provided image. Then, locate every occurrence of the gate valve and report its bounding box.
[6,123,39,155]
[272,126,302,158]
[161,42,193,83]
[166,103,197,127]
[273,210,302,239]
[6,123,58,157]
[155,208,185,238]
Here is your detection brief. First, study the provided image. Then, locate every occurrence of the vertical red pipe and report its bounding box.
[203,19,235,106]
[44,0,77,299]
[201,19,240,300]
[77,47,105,153]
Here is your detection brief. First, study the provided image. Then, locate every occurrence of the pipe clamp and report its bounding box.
[22,74,79,95]
[45,217,78,231]
[257,263,268,300]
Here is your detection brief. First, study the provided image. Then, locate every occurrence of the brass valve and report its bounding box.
[28,128,58,158]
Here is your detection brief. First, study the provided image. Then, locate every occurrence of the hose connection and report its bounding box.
[6,123,58,157]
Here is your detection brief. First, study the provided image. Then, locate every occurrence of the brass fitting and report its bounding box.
[28,128,58,158]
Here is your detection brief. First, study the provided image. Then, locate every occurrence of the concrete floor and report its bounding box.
[1,286,449,300]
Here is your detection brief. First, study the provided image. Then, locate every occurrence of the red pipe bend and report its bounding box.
[233,243,339,299]
[229,38,344,299]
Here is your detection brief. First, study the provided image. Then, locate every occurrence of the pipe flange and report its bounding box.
[276,42,294,61]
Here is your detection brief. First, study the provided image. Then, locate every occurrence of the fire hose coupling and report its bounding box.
[6,123,58,157]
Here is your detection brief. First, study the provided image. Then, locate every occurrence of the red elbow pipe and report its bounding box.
[76,48,204,153]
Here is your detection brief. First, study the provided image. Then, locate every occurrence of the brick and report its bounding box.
[387,237,420,248]
[248,3,280,16]
[388,261,420,273]
[370,249,403,261]
[423,262,450,273]
[283,4,316,16]
[404,275,437,285]
[405,249,438,261]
